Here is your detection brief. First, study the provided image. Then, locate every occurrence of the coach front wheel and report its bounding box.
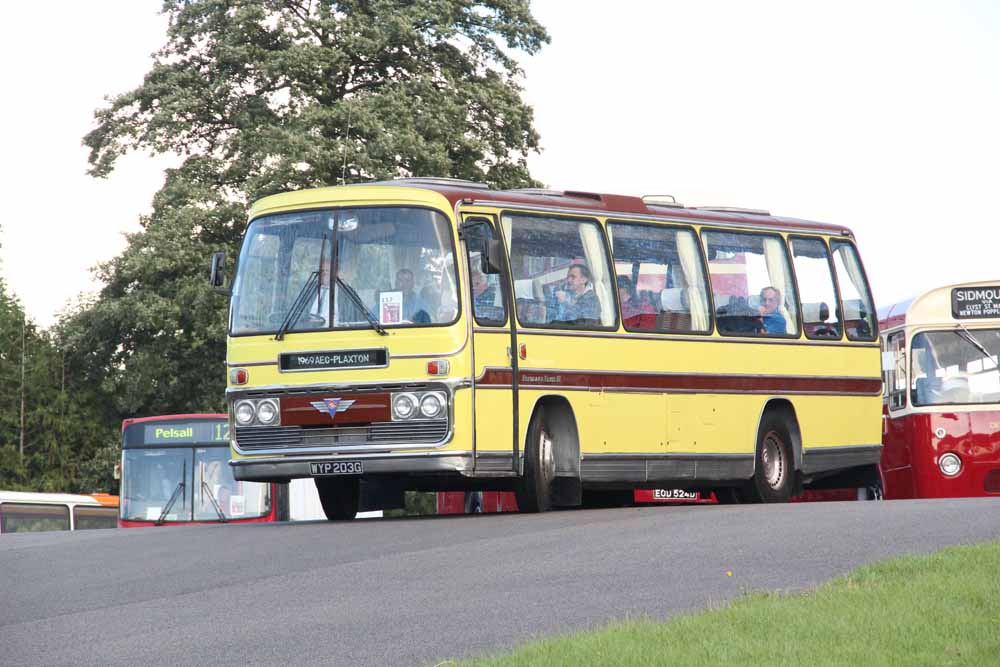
[516,410,556,513]
[315,477,360,520]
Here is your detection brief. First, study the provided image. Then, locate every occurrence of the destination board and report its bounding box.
[280,348,388,372]
[951,286,1000,319]
[124,420,229,448]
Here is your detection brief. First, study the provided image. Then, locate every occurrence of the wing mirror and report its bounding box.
[209,251,231,296]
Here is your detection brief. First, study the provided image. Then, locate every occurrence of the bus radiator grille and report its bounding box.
[235,421,448,450]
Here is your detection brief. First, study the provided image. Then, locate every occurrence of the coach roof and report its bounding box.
[250,178,852,236]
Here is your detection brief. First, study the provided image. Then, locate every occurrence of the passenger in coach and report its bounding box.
[757,286,787,334]
[617,275,653,328]
[395,268,432,323]
[554,263,600,325]
[470,264,496,310]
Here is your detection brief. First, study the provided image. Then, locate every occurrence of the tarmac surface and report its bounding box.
[2,498,998,665]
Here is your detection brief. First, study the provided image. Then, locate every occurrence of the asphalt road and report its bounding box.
[2,498,998,666]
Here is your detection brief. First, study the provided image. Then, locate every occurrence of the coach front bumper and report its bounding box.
[230,450,476,482]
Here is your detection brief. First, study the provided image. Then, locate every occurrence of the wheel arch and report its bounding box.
[525,394,581,478]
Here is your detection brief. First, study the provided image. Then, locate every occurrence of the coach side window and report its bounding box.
[885,332,906,410]
[0,503,70,533]
[790,237,843,340]
[462,222,507,327]
[607,222,711,333]
[501,213,617,330]
[830,241,877,341]
[702,231,800,337]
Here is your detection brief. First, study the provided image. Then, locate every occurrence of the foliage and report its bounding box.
[58,0,549,427]
[0,249,118,493]
[85,0,549,193]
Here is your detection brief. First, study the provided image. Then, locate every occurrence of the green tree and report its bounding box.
[67,0,549,418]
[86,0,549,193]
[0,269,118,493]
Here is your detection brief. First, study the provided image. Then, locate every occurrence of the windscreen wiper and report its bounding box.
[200,480,228,523]
[336,275,388,336]
[274,271,320,341]
[956,325,999,369]
[156,460,186,526]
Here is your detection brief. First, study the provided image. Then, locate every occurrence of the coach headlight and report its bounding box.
[235,400,256,426]
[939,453,962,477]
[256,399,280,426]
[392,393,419,420]
[419,392,445,418]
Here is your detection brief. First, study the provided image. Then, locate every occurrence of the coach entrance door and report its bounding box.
[460,215,519,476]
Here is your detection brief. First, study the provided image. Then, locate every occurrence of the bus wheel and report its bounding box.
[516,410,556,513]
[315,477,359,520]
[751,414,794,503]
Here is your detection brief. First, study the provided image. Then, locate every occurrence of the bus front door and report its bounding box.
[460,215,519,477]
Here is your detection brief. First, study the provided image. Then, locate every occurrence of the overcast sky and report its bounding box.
[2,0,998,327]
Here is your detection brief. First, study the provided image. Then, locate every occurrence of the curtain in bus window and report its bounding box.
[502,213,614,330]
[762,236,798,335]
[676,230,710,331]
[579,224,616,327]
[704,231,797,337]
[607,222,710,333]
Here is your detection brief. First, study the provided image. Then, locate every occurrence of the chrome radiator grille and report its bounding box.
[235,421,448,451]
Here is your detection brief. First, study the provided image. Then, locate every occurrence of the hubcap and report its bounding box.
[539,429,555,482]
[761,431,786,490]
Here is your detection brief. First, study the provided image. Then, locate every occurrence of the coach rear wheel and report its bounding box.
[516,410,556,513]
[315,477,360,520]
[751,414,795,503]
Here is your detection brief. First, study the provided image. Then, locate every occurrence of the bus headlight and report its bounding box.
[419,392,445,418]
[939,453,962,477]
[392,393,419,420]
[257,399,280,425]
[235,401,256,426]
[234,398,281,427]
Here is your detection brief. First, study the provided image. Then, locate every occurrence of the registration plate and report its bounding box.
[634,488,700,502]
[310,461,363,476]
[655,489,699,500]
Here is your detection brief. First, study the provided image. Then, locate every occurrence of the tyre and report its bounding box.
[515,410,556,513]
[314,477,360,520]
[750,413,795,503]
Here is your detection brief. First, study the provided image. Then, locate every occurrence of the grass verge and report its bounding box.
[447,541,1000,666]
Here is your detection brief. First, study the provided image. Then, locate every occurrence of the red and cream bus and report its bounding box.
[879,281,1000,498]
[217,179,883,518]
[120,414,286,526]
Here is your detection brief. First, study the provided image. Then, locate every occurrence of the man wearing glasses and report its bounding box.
[757,286,787,335]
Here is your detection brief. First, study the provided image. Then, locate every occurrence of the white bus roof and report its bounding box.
[879,279,1000,331]
[0,491,103,506]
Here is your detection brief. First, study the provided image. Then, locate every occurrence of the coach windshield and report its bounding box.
[230,207,459,336]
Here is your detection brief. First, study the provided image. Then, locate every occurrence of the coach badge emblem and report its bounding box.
[311,398,356,421]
